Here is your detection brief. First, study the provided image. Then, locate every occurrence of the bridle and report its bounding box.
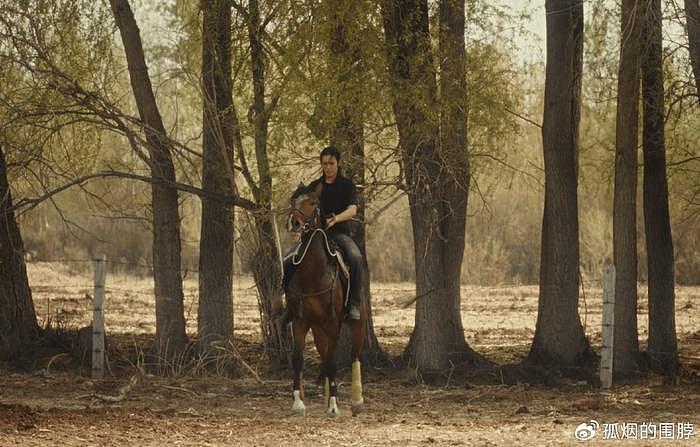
[289,193,322,234]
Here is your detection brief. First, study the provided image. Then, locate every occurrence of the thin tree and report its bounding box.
[0,146,39,359]
[198,0,236,349]
[527,0,592,367]
[613,0,643,376]
[110,0,187,361]
[685,0,700,99]
[325,0,386,366]
[641,0,678,372]
[236,0,291,367]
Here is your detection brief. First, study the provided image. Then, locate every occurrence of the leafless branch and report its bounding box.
[12,169,258,213]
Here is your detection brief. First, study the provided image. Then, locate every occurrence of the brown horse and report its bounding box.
[286,186,365,417]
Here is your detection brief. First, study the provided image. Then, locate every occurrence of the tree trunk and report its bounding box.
[198,0,235,349]
[685,0,700,100]
[0,146,39,359]
[251,217,289,368]
[326,0,386,367]
[247,0,290,368]
[110,0,187,361]
[438,0,473,365]
[382,0,476,373]
[527,0,592,367]
[641,0,678,372]
[613,0,642,376]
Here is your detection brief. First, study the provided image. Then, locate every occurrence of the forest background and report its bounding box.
[4,0,697,289]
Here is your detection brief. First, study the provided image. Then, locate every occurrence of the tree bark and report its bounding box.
[247,0,290,368]
[110,0,187,361]
[685,0,700,100]
[325,0,386,366]
[199,0,235,349]
[0,146,39,359]
[642,0,678,372]
[438,0,471,365]
[613,0,642,376]
[527,0,592,367]
[382,0,478,373]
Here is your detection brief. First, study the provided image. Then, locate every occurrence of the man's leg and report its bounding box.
[330,233,363,320]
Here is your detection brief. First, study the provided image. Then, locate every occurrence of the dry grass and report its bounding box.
[0,262,697,445]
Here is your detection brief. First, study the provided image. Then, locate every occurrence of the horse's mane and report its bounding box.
[291,182,310,202]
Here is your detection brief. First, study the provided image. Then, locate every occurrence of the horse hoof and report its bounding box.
[351,399,364,416]
[326,396,340,417]
[291,398,306,417]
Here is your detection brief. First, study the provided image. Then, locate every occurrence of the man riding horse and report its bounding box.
[283,146,363,320]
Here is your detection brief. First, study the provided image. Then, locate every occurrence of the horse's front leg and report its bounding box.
[324,323,341,417]
[311,326,328,400]
[291,320,308,416]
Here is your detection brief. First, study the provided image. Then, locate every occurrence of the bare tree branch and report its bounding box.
[12,169,258,213]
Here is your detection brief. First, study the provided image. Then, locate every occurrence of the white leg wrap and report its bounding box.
[291,390,306,416]
[326,396,340,417]
[351,360,364,415]
[351,360,364,405]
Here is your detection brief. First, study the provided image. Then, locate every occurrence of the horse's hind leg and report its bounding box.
[291,320,308,416]
[349,316,365,415]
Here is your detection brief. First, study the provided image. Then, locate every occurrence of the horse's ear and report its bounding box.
[313,182,323,196]
[290,182,307,205]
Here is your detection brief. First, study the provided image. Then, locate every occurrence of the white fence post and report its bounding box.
[600,264,615,389]
[92,254,106,379]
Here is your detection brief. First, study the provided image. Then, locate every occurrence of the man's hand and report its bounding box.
[325,214,337,229]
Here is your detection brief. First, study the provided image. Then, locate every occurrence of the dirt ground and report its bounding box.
[1,263,699,446]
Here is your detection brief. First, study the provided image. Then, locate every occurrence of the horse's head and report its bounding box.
[288,183,321,233]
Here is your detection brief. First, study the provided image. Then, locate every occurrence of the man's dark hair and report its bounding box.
[319,146,341,162]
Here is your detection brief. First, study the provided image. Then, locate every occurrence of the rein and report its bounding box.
[288,228,340,299]
[287,264,339,299]
[291,228,338,266]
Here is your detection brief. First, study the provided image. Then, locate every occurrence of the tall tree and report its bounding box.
[325,0,386,365]
[0,146,39,359]
[642,0,678,371]
[110,0,187,361]
[527,0,591,367]
[685,0,700,99]
[198,0,236,348]
[613,0,643,376]
[438,0,471,367]
[382,0,480,372]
